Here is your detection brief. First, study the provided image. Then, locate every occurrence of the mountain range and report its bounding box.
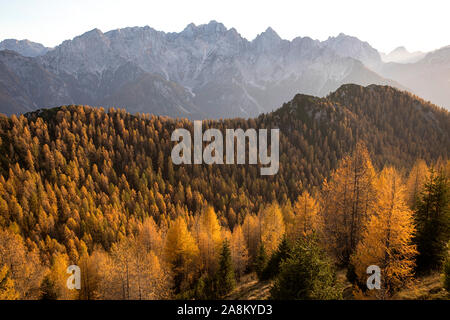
[0,21,449,118]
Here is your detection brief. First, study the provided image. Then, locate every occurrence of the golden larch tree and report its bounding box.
[351,167,417,296]
[260,202,285,255]
[405,159,429,209]
[230,225,249,279]
[321,142,377,264]
[194,206,222,274]
[291,191,322,240]
[164,215,199,291]
[242,214,261,263]
[46,252,77,300]
[0,229,45,299]
[137,217,163,257]
[0,264,19,300]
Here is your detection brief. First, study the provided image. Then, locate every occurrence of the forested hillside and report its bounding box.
[0,84,448,299]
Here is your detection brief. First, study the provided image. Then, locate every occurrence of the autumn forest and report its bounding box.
[0,84,449,300]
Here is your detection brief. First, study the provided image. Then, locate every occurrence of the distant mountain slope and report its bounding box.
[327,84,449,165]
[378,46,450,110]
[0,39,50,57]
[381,46,426,64]
[0,50,72,114]
[271,84,449,171]
[0,22,404,117]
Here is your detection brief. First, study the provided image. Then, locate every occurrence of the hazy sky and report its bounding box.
[0,0,448,53]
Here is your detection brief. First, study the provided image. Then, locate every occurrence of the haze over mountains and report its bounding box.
[380,47,426,64]
[0,21,449,118]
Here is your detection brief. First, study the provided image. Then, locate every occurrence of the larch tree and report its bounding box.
[281,201,295,242]
[128,236,172,300]
[102,239,134,299]
[321,142,377,264]
[102,236,168,300]
[137,217,163,257]
[92,249,118,300]
[242,214,261,264]
[292,191,322,241]
[405,159,429,209]
[0,229,45,299]
[0,264,19,300]
[164,215,199,292]
[260,202,285,255]
[78,249,103,300]
[351,167,417,296]
[194,206,222,275]
[230,225,249,279]
[44,252,76,300]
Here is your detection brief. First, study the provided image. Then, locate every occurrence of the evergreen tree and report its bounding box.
[182,273,215,300]
[261,236,292,280]
[215,240,235,298]
[40,275,58,300]
[413,169,450,273]
[192,275,208,300]
[254,243,268,280]
[270,237,341,300]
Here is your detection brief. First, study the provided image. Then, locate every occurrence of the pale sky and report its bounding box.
[0,0,449,53]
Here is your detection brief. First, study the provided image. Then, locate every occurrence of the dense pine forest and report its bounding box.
[0,84,449,300]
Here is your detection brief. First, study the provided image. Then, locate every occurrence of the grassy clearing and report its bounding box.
[226,270,449,300]
[393,272,449,300]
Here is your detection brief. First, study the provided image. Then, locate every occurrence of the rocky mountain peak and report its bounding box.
[324,33,381,68]
[180,21,228,39]
[0,39,50,57]
[181,23,197,37]
[252,27,283,52]
[257,27,282,41]
[204,20,227,33]
[78,28,105,41]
